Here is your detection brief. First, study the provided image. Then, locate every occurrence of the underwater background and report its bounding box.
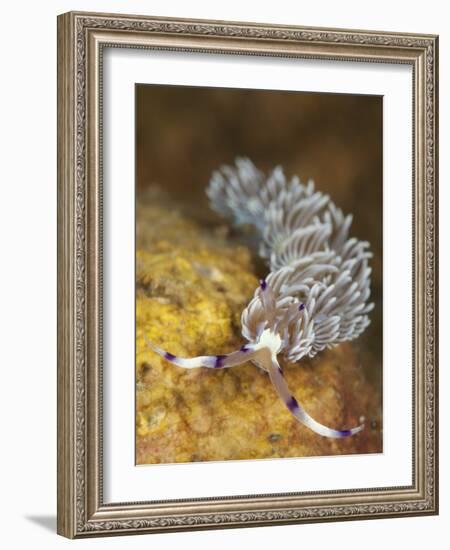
[135,84,383,464]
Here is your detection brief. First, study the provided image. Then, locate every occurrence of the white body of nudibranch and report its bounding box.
[148,158,374,438]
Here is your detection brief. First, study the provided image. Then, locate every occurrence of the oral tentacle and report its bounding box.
[146,337,258,369]
[147,337,363,437]
[266,355,364,438]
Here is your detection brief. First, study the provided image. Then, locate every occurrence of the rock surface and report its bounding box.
[136,190,382,464]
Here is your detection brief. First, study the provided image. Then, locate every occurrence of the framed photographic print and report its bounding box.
[57,11,439,538]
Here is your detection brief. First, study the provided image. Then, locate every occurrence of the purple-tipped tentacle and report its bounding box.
[267,356,364,438]
[146,337,257,370]
[259,279,277,324]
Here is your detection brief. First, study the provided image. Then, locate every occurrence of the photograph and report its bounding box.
[135,84,383,465]
[55,10,438,537]
[0,0,444,545]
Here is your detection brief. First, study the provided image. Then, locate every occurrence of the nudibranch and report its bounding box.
[147,158,374,438]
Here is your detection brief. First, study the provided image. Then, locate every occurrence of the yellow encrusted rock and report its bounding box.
[136,191,382,464]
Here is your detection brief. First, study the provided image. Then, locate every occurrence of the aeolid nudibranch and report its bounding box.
[147,158,374,438]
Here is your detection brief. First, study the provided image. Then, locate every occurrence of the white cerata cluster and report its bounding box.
[148,158,374,438]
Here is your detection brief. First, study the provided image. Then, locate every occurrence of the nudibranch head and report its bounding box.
[244,279,307,361]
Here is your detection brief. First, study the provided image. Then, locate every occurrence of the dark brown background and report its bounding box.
[136,84,382,388]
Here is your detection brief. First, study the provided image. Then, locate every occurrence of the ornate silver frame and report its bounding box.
[57,11,439,538]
